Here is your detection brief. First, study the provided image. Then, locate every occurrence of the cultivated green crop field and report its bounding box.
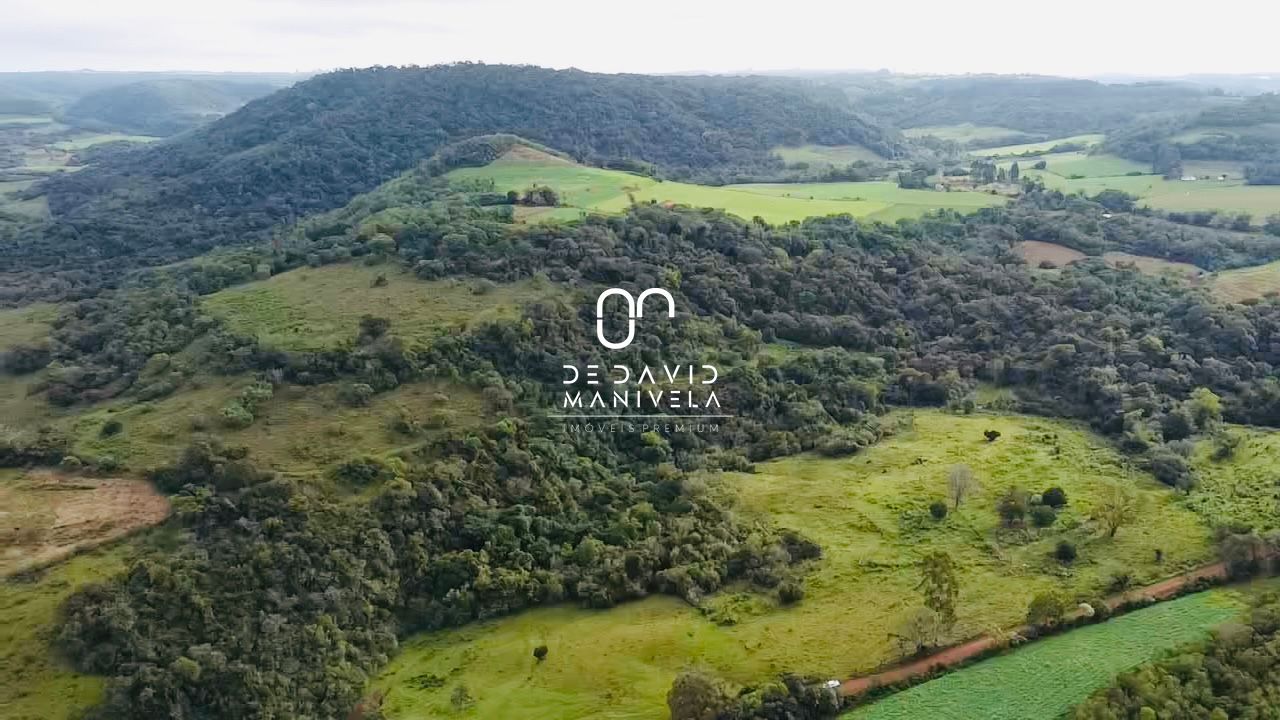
[372,411,1214,719]
[202,263,565,351]
[447,147,1007,225]
[846,590,1243,720]
[772,143,885,166]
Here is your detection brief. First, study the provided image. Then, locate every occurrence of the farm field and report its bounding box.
[973,134,1105,157]
[772,143,885,165]
[845,589,1244,720]
[446,146,1007,225]
[372,411,1215,719]
[202,263,565,351]
[0,469,168,576]
[0,544,132,720]
[903,124,1034,146]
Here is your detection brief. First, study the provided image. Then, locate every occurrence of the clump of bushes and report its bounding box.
[929,500,948,520]
[1055,540,1077,563]
[219,381,275,429]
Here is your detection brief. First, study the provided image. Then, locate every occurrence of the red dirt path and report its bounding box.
[839,561,1229,698]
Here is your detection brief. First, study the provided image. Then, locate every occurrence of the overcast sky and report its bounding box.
[2,0,1278,77]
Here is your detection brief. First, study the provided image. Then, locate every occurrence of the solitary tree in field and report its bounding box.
[1096,483,1139,537]
[667,669,731,720]
[947,464,976,509]
[916,551,960,630]
[890,606,946,655]
[1009,161,1020,182]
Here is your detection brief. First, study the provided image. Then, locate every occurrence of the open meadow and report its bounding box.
[371,410,1215,719]
[772,143,886,166]
[202,263,565,351]
[446,146,1008,225]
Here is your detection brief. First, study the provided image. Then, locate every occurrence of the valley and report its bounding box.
[3,59,1280,720]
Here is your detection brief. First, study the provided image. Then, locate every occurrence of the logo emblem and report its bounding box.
[595,288,675,350]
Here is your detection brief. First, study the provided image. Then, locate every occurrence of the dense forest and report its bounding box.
[60,77,284,136]
[837,75,1210,139]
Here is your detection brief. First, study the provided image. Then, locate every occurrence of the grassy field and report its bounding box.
[372,411,1214,719]
[772,144,885,166]
[50,133,159,151]
[846,589,1244,720]
[67,376,488,475]
[202,263,564,351]
[1184,426,1280,531]
[903,124,1034,145]
[0,303,57,350]
[0,543,132,720]
[1102,252,1204,279]
[1208,260,1280,302]
[1017,152,1148,179]
[447,147,1007,225]
[973,134,1105,157]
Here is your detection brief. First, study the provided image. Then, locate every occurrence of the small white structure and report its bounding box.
[1181,175,1198,181]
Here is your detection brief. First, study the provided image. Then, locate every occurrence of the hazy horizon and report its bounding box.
[3,0,1278,77]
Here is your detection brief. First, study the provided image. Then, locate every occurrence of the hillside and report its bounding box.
[14,65,905,284]
[60,78,281,136]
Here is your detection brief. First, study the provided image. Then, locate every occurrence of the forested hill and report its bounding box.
[26,64,903,274]
[845,75,1210,138]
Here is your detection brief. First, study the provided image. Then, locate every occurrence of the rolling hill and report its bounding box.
[60,78,283,136]
[15,65,906,284]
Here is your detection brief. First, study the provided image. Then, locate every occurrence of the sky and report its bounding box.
[2,0,1279,77]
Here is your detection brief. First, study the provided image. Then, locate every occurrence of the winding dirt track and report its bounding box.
[839,561,1230,698]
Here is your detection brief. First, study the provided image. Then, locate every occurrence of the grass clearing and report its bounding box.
[374,411,1214,719]
[1015,240,1085,268]
[1102,252,1205,279]
[1209,260,1280,302]
[903,124,1034,145]
[772,144,885,166]
[69,376,488,475]
[0,543,132,720]
[202,263,564,351]
[1185,426,1280,531]
[846,589,1243,720]
[0,303,58,351]
[973,134,1106,157]
[50,133,159,151]
[447,147,1007,225]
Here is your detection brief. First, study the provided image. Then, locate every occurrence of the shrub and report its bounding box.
[533,645,549,662]
[778,580,805,605]
[338,382,376,407]
[99,419,124,437]
[1054,540,1077,562]
[1041,486,1068,508]
[983,429,1001,442]
[929,500,948,520]
[1031,504,1057,528]
[1027,591,1069,626]
[219,401,255,429]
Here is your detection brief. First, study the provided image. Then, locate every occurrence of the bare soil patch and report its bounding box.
[0,470,168,576]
